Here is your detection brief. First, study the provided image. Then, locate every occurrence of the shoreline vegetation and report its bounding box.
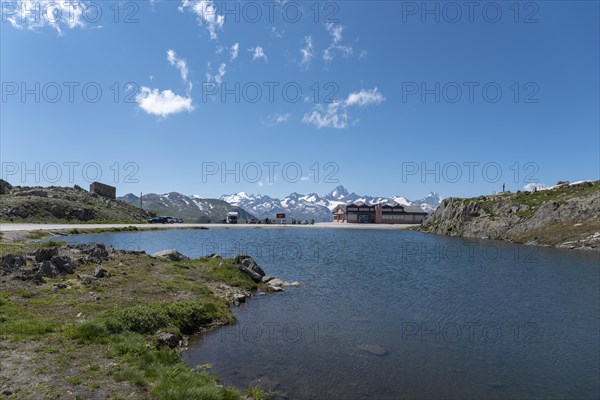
[0,230,295,399]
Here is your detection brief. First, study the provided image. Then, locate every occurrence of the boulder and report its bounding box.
[151,249,189,262]
[51,283,69,291]
[1,254,27,275]
[233,254,252,264]
[38,261,59,278]
[78,274,98,285]
[156,331,181,348]
[267,278,285,287]
[232,293,246,304]
[13,269,45,285]
[207,253,222,259]
[51,256,77,274]
[94,265,107,278]
[69,244,110,264]
[261,275,273,283]
[32,247,58,263]
[241,258,265,276]
[238,266,263,283]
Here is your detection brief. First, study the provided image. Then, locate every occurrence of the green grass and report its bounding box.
[0,236,270,399]
[196,258,262,290]
[27,230,52,240]
[0,294,56,338]
[245,386,266,400]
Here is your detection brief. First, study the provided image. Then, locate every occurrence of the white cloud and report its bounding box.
[166,49,192,92]
[323,23,353,62]
[299,36,314,69]
[303,102,348,129]
[303,88,384,129]
[270,26,285,38]
[344,88,385,107]
[265,113,291,125]
[230,43,239,61]
[6,0,87,35]
[166,49,189,82]
[249,46,267,62]
[136,87,194,118]
[179,0,224,40]
[205,62,227,84]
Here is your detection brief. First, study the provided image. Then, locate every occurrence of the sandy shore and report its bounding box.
[0,222,419,232]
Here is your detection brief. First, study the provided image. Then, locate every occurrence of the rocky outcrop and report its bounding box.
[3,244,116,284]
[0,182,150,223]
[419,181,600,250]
[234,255,266,283]
[232,255,300,291]
[151,249,189,262]
[1,254,27,275]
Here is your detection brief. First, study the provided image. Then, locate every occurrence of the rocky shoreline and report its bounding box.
[418,181,600,251]
[0,232,296,399]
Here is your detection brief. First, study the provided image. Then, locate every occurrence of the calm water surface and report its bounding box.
[61,228,600,400]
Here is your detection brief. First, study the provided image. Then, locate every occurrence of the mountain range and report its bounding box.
[118,192,254,223]
[119,186,441,223]
[221,186,442,222]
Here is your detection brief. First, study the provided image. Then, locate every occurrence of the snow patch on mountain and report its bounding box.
[220,185,443,221]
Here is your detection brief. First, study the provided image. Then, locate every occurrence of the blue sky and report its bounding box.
[1,0,599,200]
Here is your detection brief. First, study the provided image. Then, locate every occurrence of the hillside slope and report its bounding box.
[0,181,149,223]
[419,181,600,250]
[119,192,254,223]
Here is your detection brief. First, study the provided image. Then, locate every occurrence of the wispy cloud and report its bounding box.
[344,88,385,107]
[136,88,194,118]
[179,0,224,40]
[299,36,314,69]
[303,102,349,129]
[230,43,239,61]
[205,62,226,84]
[323,23,353,63]
[166,49,189,85]
[303,88,385,129]
[265,113,291,125]
[249,46,267,62]
[6,0,87,35]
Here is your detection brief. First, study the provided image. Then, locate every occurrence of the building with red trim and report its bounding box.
[332,203,427,224]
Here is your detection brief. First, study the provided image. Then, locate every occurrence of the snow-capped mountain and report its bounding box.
[220,186,442,222]
[221,191,333,222]
[118,192,254,223]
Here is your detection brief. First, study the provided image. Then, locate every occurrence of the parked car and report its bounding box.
[148,216,181,224]
[148,216,169,224]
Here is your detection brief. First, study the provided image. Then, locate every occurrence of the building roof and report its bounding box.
[402,205,428,214]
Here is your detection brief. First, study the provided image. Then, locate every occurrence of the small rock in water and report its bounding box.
[268,278,285,287]
[357,344,388,356]
[233,293,246,304]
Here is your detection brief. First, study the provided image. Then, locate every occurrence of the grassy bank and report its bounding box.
[0,237,268,399]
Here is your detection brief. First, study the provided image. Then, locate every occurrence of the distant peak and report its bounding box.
[329,185,349,197]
